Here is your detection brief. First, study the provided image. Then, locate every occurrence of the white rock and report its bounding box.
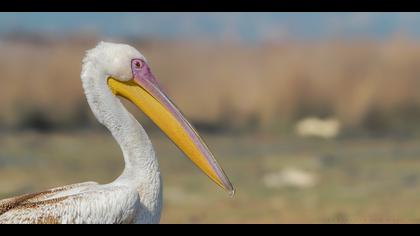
[295,117,341,139]
[263,167,317,189]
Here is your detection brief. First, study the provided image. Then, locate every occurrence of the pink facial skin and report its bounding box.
[130,59,233,192]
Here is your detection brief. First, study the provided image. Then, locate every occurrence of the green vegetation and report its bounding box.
[1,131,420,223]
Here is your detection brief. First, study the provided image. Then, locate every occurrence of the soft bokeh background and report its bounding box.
[1,13,420,223]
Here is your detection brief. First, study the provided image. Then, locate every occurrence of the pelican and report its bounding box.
[0,42,234,224]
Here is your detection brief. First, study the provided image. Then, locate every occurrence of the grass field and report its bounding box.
[2,38,420,135]
[1,131,420,223]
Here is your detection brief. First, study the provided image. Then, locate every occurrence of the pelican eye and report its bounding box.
[134,61,142,69]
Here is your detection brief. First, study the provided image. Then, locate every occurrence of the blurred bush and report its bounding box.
[1,34,420,136]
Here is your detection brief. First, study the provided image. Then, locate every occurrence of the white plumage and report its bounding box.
[0,42,163,224]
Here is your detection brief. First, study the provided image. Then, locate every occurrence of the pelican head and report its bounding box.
[83,42,234,194]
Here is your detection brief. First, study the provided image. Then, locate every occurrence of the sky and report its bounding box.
[0,13,420,42]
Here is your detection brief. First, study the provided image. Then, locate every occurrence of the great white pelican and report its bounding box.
[0,42,234,224]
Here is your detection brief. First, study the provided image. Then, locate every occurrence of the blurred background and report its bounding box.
[1,13,420,223]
